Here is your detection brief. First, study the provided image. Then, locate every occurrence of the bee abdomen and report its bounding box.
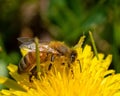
[18,52,36,74]
[18,57,25,73]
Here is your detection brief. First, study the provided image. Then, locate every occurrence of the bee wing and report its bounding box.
[18,38,58,54]
[17,37,50,44]
[18,37,36,50]
[17,37,34,43]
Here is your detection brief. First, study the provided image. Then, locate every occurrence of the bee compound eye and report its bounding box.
[70,50,77,62]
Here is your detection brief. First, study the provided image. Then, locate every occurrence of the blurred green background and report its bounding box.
[0,0,120,88]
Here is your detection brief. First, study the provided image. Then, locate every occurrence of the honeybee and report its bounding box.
[17,37,77,77]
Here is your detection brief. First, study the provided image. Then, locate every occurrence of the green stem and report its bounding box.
[89,31,99,60]
[34,37,41,73]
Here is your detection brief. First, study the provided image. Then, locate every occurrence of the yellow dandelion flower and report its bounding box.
[0,36,120,96]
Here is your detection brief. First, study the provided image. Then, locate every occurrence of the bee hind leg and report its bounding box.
[29,67,37,82]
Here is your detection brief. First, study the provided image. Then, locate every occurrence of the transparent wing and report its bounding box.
[17,37,33,43]
[18,37,58,54]
[17,37,50,44]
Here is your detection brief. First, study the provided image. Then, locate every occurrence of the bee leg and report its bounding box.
[47,54,55,71]
[48,63,52,70]
[51,54,55,62]
[77,59,82,72]
[29,67,37,82]
[29,74,33,82]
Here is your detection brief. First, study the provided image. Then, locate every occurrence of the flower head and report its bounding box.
[0,36,120,96]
